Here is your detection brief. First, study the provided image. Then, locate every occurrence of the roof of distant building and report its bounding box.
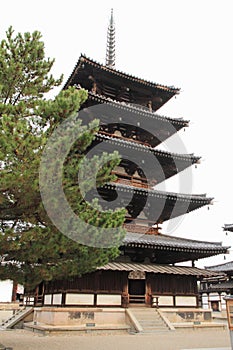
[205,261,233,273]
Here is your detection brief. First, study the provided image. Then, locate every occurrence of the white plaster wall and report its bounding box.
[44,294,52,305]
[97,294,121,306]
[66,293,94,305]
[0,280,13,302]
[175,296,197,306]
[153,295,174,306]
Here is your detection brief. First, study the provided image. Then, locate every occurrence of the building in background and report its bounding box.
[200,224,233,312]
[0,280,24,303]
[0,280,14,303]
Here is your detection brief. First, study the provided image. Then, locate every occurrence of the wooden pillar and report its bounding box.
[11,281,18,302]
[145,275,152,306]
[122,272,129,308]
[61,292,66,306]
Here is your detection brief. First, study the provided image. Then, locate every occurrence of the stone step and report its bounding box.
[132,313,161,317]
[1,307,33,329]
[143,329,169,333]
[133,315,161,319]
[139,320,165,325]
[130,308,156,311]
[143,325,168,330]
[136,312,160,314]
[130,308,169,333]
[136,316,161,318]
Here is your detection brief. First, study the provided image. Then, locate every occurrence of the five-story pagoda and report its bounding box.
[24,11,228,309]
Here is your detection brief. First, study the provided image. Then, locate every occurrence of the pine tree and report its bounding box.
[0,27,125,290]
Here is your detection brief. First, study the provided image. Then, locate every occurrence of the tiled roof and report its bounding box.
[123,231,228,253]
[103,182,212,203]
[203,280,233,291]
[87,91,188,127]
[64,55,180,94]
[98,261,219,277]
[95,133,200,163]
[205,261,233,273]
[96,183,213,223]
[92,133,200,184]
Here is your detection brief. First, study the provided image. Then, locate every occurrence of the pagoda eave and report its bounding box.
[78,90,188,147]
[64,55,180,112]
[92,183,213,224]
[121,247,228,264]
[90,133,200,184]
[120,231,229,264]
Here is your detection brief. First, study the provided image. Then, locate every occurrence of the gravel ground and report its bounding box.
[0,328,231,350]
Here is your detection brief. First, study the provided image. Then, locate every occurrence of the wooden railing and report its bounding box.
[112,171,157,189]
[98,130,152,147]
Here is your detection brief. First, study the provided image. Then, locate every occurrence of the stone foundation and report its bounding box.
[34,307,127,327]
[161,308,212,323]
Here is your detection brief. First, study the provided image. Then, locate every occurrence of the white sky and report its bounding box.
[1,0,233,267]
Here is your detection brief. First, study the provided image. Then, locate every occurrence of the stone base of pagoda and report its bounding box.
[24,322,131,335]
[161,307,212,324]
[24,307,132,334]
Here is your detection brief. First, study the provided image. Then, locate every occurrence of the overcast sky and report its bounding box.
[1,0,233,267]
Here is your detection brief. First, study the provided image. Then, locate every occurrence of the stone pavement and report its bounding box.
[182,348,231,350]
[0,328,232,350]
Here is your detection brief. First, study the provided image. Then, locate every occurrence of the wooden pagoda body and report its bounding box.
[24,56,228,309]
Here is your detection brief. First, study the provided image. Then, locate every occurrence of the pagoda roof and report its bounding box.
[79,91,188,147]
[93,133,200,184]
[98,261,221,278]
[123,231,227,253]
[96,183,213,223]
[223,224,233,232]
[205,261,233,273]
[83,90,188,128]
[64,55,180,111]
[120,230,228,263]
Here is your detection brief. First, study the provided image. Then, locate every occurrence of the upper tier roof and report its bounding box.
[91,133,200,184]
[64,55,180,112]
[94,183,213,224]
[79,91,189,147]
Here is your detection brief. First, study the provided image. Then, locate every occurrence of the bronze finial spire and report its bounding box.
[105,9,115,68]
